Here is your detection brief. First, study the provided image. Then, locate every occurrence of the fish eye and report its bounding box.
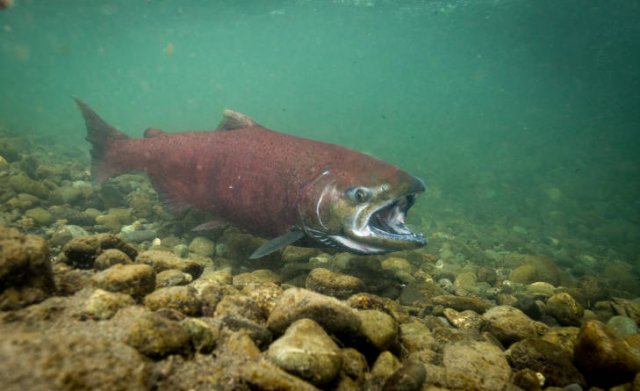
[347,187,371,203]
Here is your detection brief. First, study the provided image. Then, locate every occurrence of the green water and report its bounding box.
[1,0,639,262]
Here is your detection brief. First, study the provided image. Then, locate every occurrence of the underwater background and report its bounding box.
[1,0,639,268]
[3,1,640,389]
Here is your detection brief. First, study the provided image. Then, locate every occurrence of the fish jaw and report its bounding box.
[299,169,426,254]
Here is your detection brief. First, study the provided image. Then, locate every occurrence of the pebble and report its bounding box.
[431,294,492,313]
[93,248,133,270]
[574,319,640,388]
[443,340,512,390]
[92,263,156,300]
[24,207,54,225]
[356,309,398,351]
[63,233,137,269]
[188,236,215,257]
[49,224,88,247]
[267,318,342,386]
[482,305,543,345]
[84,288,135,320]
[506,338,585,387]
[305,267,365,299]
[267,288,361,338]
[0,225,55,310]
[126,312,191,358]
[156,269,192,287]
[144,286,202,316]
[119,229,157,243]
[136,250,203,279]
[546,292,584,326]
[606,315,638,338]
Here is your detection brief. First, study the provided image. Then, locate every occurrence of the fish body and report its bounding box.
[77,100,426,257]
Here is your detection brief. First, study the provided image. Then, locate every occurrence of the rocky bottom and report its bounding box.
[1,225,640,391]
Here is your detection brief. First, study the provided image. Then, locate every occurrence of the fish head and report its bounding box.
[299,163,427,254]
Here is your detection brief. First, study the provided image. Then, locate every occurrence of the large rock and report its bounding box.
[136,250,203,278]
[574,319,640,388]
[144,286,202,316]
[356,309,398,351]
[92,264,156,300]
[0,225,55,310]
[546,292,584,326]
[442,340,512,390]
[506,338,585,387]
[63,234,137,269]
[126,312,192,358]
[482,305,543,345]
[267,288,361,338]
[305,267,365,299]
[267,318,342,386]
[0,332,149,391]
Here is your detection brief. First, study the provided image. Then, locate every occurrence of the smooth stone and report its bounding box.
[92,264,156,300]
[214,294,265,324]
[267,318,342,385]
[508,255,561,286]
[541,327,580,356]
[370,351,402,381]
[24,207,54,225]
[305,267,365,299]
[188,236,215,257]
[119,229,157,243]
[454,271,478,291]
[546,292,584,326]
[233,269,281,288]
[527,281,556,297]
[126,312,191,358]
[443,308,485,332]
[49,225,88,247]
[356,309,398,351]
[236,359,319,391]
[399,320,435,353]
[93,248,133,270]
[606,315,639,338]
[340,348,369,384]
[144,286,202,316]
[8,174,48,198]
[63,233,137,269]
[482,305,542,345]
[0,225,55,310]
[506,338,585,387]
[136,250,203,278]
[381,361,426,391]
[574,319,640,388]
[95,208,133,230]
[431,295,492,313]
[267,288,361,338]
[442,340,512,390]
[156,269,192,287]
[84,288,135,319]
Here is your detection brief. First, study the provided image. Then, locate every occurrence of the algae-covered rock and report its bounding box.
[482,305,542,345]
[136,250,203,278]
[144,286,201,316]
[381,361,426,391]
[546,292,584,326]
[506,338,585,387]
[267,287,361,338]
[442,340,512,390]
[156,269,192,287]
[267,318,342,386]
[188,236,215,257]
[233,269,281,288]
[94,248,133,270]
[24,207,54,226]
[126,312,192,358]
[92,264,155,299]
[8,174,48,199]
[95,208,133,231]
[431,294,492,314]
[49,225,89,247]
[180,317,220,353]
[63,233,137,269]
[0,332,149,391]
[305,267,365,299]
[370,351,402,381]
[0,225,55,310]
[574,319,640,388]
[356,309,398,351]
[84,288,135,320]
[214,293,265,324]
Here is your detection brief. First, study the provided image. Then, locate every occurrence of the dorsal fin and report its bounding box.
[215,109,258,131]
[144,128,169,138]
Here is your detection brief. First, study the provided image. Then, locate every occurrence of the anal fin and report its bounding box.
[249,230,305,259]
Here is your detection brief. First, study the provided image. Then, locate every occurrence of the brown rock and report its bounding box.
[574,319,640,388]
[136,250,203,278]
[144,286,202,316]
[63,233,137,269]
[92,264,155,299]
[305,267,365,299]
[94,248,133,270]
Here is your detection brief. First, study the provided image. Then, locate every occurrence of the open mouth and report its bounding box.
[367,194,426,245]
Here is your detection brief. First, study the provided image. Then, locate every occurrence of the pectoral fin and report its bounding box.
[249,230,305,259]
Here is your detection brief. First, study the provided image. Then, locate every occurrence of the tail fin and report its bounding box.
[75,98,129,184]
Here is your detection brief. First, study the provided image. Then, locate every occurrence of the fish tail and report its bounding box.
[75,98,129,185]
